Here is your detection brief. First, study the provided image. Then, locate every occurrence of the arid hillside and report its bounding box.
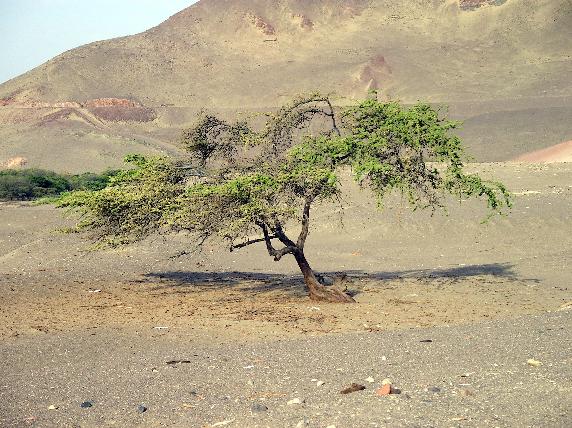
[1,0,571,171]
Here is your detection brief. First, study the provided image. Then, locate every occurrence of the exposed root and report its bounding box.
[308,282,355,303]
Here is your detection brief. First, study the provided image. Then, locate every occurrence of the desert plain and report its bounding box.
[1,0,571,427]
[1,162,571,427]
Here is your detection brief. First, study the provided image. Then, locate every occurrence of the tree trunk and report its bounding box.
[294,251,355,303]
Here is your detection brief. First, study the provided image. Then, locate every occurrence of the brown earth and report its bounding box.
[0,0,571,171]
[514,140,572,162]
[1,163,570,343]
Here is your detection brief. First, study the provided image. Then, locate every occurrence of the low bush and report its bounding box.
[0,169,119,201]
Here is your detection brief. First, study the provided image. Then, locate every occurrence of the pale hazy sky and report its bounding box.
[0,0,199,84]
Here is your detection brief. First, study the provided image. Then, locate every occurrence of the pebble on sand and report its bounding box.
[250,402,268,412]
[340,383,366,394]
[376,384,391,396]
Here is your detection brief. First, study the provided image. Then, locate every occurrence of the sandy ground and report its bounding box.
[1,162,570,341]
[514,140,572,163]
[1,312,570,427]
[0,162,571,426]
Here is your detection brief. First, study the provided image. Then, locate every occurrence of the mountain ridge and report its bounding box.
[0,0,570,171]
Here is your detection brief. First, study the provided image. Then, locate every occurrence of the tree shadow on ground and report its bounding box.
[142,262,538,298]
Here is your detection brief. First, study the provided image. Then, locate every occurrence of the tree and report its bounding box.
[57,94,511,303]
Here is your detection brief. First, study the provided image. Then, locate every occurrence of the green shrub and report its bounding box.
[0,169,119,201]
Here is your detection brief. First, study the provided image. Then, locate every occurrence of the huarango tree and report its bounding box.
[58,94,511,303]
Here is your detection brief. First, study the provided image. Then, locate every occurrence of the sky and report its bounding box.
[0,0,198,84]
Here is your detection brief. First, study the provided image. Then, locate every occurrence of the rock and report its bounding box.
[296,418,310,427]
[247,379,255,386]
[212,420,235,427]
[459,388,475,397]
[250,403,268,413]
[47,405,58,410]
[427,386,441,393]
[376,384,391,396]
[80,401,93,408]
[287,398,304,405]
[381,378,392,386]
[420,339,433,343]
[316,380,326,387]
[365,377,375,383]
[527,359,543,367]
[166,360,191,365]
[340,383,366,394]
[137,405,147,413]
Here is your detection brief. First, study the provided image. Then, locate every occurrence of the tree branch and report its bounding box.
[230,234,278,252]
[273,222,297,247]
[323,97,341,137]
[257,222,297,261]
[297,196,313,248]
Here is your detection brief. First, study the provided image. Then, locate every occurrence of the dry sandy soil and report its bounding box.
[1,162,571,427]
[1,162,570,343]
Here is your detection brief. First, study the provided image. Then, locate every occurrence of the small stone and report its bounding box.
[316,380,325,387]
[527,359,542,367]
[137,405,147,413]
[250,402,268,413]
[287,398,304,405]
[247,380,255,386]
[47,405,58,410]
[295,418,310,427]
[80,401,93,408]
[427,386,441,393]
[376,384,391,396]
[459,388,475,397]
[340,383,366,394]
[365,377,375,383]
[381,378,392,386]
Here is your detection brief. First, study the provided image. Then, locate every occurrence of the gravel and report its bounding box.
[1,311,570,427]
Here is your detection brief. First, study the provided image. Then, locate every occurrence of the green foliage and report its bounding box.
[0,168,120,201]
[290,98,512,212]
[68,170,121,191]
[57,157,186,245]
[56,94,511,248]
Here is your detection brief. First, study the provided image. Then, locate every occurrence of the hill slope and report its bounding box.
[1,0,571,171]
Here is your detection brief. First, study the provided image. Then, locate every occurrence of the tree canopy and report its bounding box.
[57,94,511,302]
